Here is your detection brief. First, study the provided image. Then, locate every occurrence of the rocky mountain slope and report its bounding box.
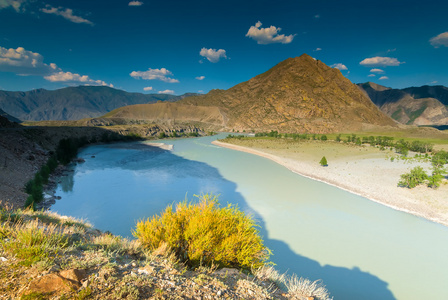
[92,102,226,130]
[358,82,448,126]
[0,86,189,122]
[179,54,396,133]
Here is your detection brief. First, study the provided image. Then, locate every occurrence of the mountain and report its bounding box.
[177,54,396,133]
[0,108,21,124]
[358,82,448,126]
[89,102,225,129]
[0,86,181,121]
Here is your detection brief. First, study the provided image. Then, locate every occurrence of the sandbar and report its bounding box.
[212,139,448,227]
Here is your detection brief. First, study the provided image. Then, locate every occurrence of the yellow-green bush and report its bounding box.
[133,194,270,269]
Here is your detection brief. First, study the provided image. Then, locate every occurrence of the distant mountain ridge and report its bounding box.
[0,86,195,121]
[177,54,396,132]
[358,82,448,126]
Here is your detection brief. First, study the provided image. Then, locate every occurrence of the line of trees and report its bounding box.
[398,150,448,189]
[243,131,435,155]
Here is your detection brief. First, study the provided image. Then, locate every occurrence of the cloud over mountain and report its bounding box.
[41,5,93,25]
[0,45,111,86]
[199,48,227,63]
[246,21,295,44]
[331,63,348,70]
[430,32,448,48]
[128,1,143,6]
[158,89,175,94]
[0,0,27,12]
[44,71,112,87]
[360,56,403,67]
[0,45,58,75]
[130,68,179,83]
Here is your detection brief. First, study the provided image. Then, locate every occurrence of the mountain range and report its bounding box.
[0,86,196,122]
[358,82,448,126]
[1,54,447,133]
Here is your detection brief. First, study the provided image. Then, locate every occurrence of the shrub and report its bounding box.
[134,194,270,269]
[398,166,428,188]
[319,156,328,167]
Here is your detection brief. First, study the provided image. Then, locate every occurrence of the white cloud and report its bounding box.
[198,90,204,93]
[0,0,27,12]
[314,14,320,19]
[360,56,403,67]
[370,68,384,73]
[331,63,348,70]
[0,45,59,75]
[0,45,111,86]
[158,89,174,94]
[130,68,179,83]
[143,86,153,91]
[128,1,143,6]
[379,76,389,80]
[246,21,295,45]
[41,5,93,25]
[430,32,448,48]
[313,48,322,51]
[195,76,205,80]
[44,71,112,87]
[387,48,396,53]
[368,74,376,77]
[199,48,227,63]
[431,81,438,84]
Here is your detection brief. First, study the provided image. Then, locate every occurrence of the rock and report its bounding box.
[22,269,87,297]
[138,265,155,276]
[0,257,7,262]
[213,268,241,277]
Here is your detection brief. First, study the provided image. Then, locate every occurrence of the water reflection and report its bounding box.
[52,140,395,299]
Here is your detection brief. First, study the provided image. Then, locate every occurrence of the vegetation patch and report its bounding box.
[134,194,271,269]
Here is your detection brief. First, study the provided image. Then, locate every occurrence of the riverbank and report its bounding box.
[212,139,448,227]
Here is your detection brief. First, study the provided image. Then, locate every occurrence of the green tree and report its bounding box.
[320,135,327,141]
[398,166,428,188]
[319,156,328,166]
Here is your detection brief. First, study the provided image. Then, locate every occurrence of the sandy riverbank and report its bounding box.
[212,139,448,227]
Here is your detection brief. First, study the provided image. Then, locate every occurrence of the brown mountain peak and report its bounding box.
[181,55,396,133]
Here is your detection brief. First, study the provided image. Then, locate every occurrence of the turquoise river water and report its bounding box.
[50,134,448,299]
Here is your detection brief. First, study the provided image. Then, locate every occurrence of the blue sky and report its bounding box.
[1,0,447,95]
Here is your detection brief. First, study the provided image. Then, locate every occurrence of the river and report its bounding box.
[50,134,448,299]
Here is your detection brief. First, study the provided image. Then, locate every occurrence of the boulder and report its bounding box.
[22,269,87,297]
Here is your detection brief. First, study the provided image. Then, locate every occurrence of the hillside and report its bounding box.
[0,108,21,125]
[0,86,183,122]
[358,82,448,126]
[90,102,226,130]
[179,54,396,133]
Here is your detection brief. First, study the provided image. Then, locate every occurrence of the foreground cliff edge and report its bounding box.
[213,137,448,227]
[0,205,333,299]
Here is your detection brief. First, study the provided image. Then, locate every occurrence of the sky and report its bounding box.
[0,0,447,95]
